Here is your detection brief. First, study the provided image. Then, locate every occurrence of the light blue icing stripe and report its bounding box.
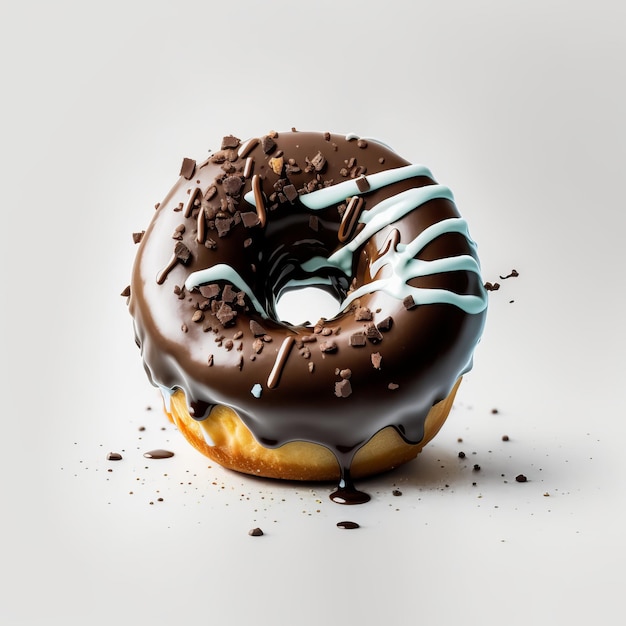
[327,185,455,274]
[339,217,487,314]
[184,263,271,318]
[243,163,434,211]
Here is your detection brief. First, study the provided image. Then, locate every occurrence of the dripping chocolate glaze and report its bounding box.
[128,130,487,503]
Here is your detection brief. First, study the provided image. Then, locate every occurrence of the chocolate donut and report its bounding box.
[127,130,487,503]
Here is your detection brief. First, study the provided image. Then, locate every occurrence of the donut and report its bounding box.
[126,129,487,503]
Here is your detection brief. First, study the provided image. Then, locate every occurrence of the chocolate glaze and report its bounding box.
[128,130,487,501]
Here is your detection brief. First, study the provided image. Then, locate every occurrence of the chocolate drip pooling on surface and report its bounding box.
[128,130,487,503]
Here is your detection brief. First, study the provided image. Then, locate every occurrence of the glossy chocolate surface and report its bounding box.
[128,130,487,497]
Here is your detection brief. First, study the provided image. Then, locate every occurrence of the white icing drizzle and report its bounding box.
[185,263,271,318]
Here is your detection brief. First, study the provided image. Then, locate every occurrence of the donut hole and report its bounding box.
[275,285,342,325]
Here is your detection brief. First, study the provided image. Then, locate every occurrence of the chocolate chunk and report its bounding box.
[221,135,240,149]
[240,212,260,228]
[120,285,131,297]
[191,310,204,323]
[216,302,236,325]
[349,332,366,347]
[335,379,352,398]
[261,135,276,154]
[282,183,298,203]
[107,452,123,461]
[132,231,145,244]
[365,323,383,343]
[355,175,370,192]
[248,527,264,536]
[179,157,196,180]
[502,435,510,441]
[357,139,368,149]
[222,175,243,196]
[250,320,266,336]
[215,216,233,237]
[371,352,382,369]
[310,151,326,172]
[337,521,360,529]
[515,474,528,483]
[377,316,393,332]
[388,383,399,390]
[220,284,236,303]
[392,489,402,496]
[403,295,417,310]
[174,241,191,265]
[199,284,220,300]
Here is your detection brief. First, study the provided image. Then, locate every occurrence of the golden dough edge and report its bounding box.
[164,377,462,481]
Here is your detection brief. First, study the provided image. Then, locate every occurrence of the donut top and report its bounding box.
[127,129,487,498]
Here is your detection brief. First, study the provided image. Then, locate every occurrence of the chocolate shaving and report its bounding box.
[120,285,131,297]
[500,269,519,280]
[132,231,145,244]
[309,151,326,172]
[179,157,196,180]
[484,282,500,291]
[199,284,220,299]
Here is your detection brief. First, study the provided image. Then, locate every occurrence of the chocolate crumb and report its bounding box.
[515,474,527,483]
[502,435,510,441]
[221,135,240,150]
[132,231,145,244]
[261,135,276,154]
[458,451,466,458]
[107,452,123,461]
[392,489,402,496]
[355,307,372,321]
[484,282,500,291]
[371,352,382,369]
[473,464,481,471]
[388,383,399,390]
[120,285,131,297]
[248,527,264,536]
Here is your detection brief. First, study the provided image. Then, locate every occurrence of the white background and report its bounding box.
[2,1,625,624]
